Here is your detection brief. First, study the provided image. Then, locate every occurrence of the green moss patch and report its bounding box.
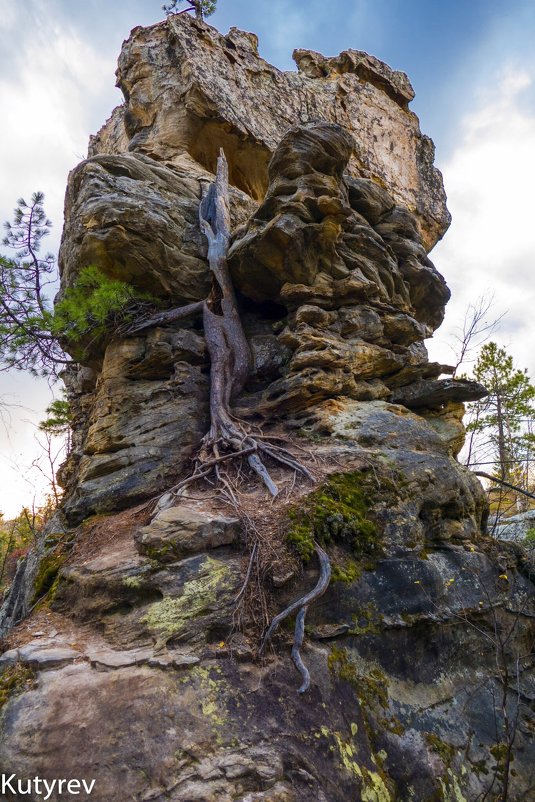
[0,663,36,710]
[424,732,457,767]
[328,645,389,710]
[349,603,383,636]
[331,558,363,584]
[32,546,70,605]
[286,470,383,565]
[328,646,404,739]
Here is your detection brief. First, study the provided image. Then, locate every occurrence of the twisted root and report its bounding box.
[153,408,314,513]
[259,543,331,693]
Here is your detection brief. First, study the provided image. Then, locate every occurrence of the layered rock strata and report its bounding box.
[1,14,534,802]
[89,17,450,250]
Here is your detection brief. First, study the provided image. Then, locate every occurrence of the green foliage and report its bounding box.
[0,193,65,376]
[465,342,535,485]
[0,663,36,710]
[163,0,217,19]
[0,509,35,590]
[0,502,59,592]
[38,398,72,436]
[286,471,382,565]
[1,193,159,374]
[52,265,156,356]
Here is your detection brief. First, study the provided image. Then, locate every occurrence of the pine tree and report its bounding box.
[465,342,535,489]
[0,194,157,377]
[0,193,67,377]
[162,0,217,20]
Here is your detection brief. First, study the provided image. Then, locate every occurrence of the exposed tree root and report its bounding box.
[129,150,313,511]
[234,541,258,605]
[259,543,331,693]
[125,150,328,690]
[121,300,203,336]
[292,606,310,693]
[153,418,315,514]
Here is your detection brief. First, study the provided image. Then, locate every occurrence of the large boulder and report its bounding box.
[89,15,450,250]
[60,329,209,523]
[2,15,534,802]
[59,151,255,303]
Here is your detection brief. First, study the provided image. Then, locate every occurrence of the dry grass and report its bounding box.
[67,503,152,566]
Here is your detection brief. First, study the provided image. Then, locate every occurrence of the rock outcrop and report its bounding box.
[1,13,534,802]
[90,16,450,250]
[58,114,484,522]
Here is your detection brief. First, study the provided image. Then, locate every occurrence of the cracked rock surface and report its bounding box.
[1,14,534,802]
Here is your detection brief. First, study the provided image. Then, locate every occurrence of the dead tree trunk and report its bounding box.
[196,151,311,496]
[128,150,313,507]
[126,150,328,691]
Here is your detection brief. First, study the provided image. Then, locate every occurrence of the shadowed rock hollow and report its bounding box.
[1,14,534,802]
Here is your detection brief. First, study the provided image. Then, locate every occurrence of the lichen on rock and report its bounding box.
[1,12,534,802]
[142,556,231,640]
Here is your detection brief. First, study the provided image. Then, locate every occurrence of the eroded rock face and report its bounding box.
[231,122,463,415]
[54,18,462,519]
[60,328,209,522]
[89,14,450,249]
[136,506,241,561]
[1,404,534,801]
[2,14,534,802]
[59,151,255,301]
[59,115,466,517]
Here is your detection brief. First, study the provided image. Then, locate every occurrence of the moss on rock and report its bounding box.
[286,470,383,564]
[349,603,383,636]
[424,732,457,767]
[327,645,389,710]
[32,547,70,605]
[122,575,143,590]
[331,557,363,584]
[0,664,36,711]
[318,724,394,801]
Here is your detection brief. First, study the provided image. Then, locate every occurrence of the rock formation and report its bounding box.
[1,14,534,802]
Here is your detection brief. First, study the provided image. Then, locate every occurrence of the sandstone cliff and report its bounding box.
[1,14,534,802]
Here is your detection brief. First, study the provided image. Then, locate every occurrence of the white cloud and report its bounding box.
[0,0,18,31]
[428,65,535,379]
[0,4,116,252]
[0,5,118,516]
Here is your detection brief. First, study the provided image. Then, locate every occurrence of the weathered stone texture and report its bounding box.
[59,151,255,301]
[231,122,457,415]
[90,15,450,249]
[60,329,209,522]
[1,403,534,801]
[136,506,241,561]
[54,18,460,519]
[2,14,534,802]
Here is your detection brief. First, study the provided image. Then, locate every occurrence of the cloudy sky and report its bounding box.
[1,0,535,516]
